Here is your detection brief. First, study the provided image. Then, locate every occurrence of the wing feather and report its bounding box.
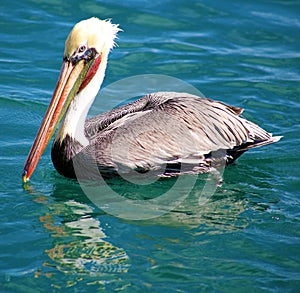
[81,92,278,173]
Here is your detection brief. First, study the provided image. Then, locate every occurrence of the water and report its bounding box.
[1,0,300,292]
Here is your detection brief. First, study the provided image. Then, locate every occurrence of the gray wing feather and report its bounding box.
[82,92,279,173]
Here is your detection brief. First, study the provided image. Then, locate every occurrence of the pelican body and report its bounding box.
[22,17,281,182]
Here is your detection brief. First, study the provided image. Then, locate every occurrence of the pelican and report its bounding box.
[22,17,281,182]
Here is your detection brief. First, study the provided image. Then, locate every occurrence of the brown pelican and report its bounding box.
[22,17,281,182]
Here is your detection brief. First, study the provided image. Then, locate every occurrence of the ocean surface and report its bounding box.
[1,0,300,292]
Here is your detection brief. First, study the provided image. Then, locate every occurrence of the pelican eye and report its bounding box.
[69,46,97,65]
[78,45,87,53]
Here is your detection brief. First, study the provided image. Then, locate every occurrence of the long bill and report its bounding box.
[22,57,97,183]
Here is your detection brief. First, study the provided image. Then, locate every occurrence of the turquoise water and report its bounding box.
[1,0,300,292]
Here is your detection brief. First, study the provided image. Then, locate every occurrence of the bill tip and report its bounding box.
[22,170,29,183]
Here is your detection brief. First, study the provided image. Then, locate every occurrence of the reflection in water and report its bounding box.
[22,164,275,289]
[24,183,130,289]
[42,201,129,275]
[72,171,250,234]
[134,183,249,233]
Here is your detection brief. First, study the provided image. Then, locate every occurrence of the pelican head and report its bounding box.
[22,17,120,182]
[64,17,119,61]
